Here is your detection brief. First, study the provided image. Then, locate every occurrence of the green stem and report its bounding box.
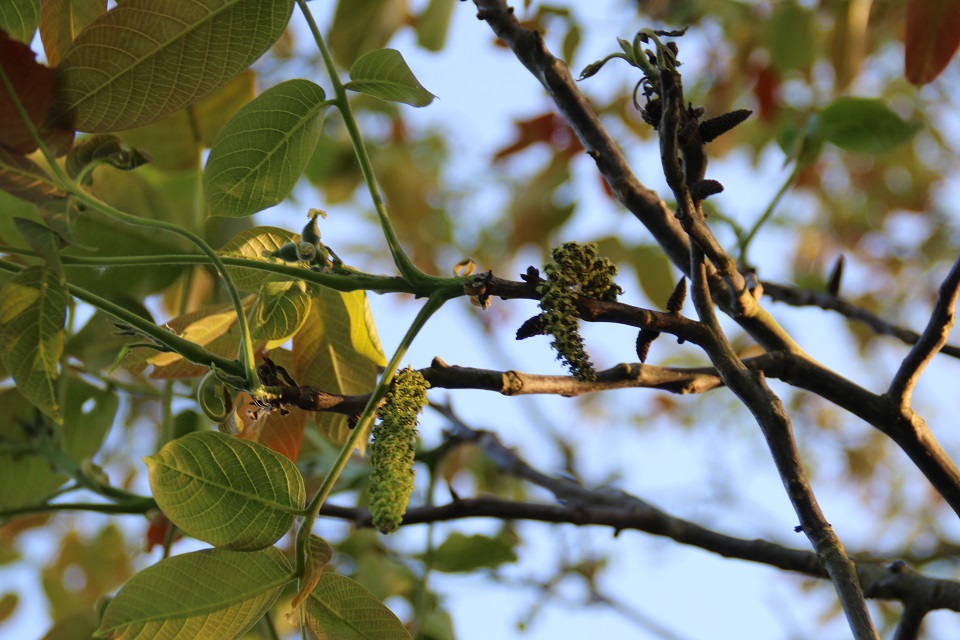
[0,246,469,297]
[294,292,447,574]
[0,499,157,521]
[71,191,260,388]
[0,258,244,377]
[296,0,431,287]
[738,164,800,268]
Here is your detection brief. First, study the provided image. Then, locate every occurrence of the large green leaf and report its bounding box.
[95,547,293,640]
[814,98,921,155]
[293,290,386,452]
[0,266,67,421]
[250,280,312,343]
[38,0,106,67]
[204,79,329,217]
[218,225,299,291]
[305,573,411,640]
[345,49,436,107]
[49,0,293,132]
[0,0,40,43]
[145,431,305,550]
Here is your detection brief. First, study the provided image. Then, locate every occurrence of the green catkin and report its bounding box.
[537,242,622,382]
[368,367,429,534]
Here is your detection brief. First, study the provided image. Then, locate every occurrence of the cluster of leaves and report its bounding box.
[535,242,621,382]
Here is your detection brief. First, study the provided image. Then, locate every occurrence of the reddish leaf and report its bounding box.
[144,512,181,552]
[905,0,960,85]
[751,64,781,122]
[493,112,582,162]
[0,32,73,154]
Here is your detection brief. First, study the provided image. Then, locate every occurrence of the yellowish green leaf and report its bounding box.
[204,79,329,217]
[305,573,411,640]
[50,0,293,132]
[145,431,305,550]
[95,547,293,639]
[0,266,66,421]
[345,49,436,108]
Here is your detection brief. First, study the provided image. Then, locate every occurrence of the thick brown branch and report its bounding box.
[888,256,960,408]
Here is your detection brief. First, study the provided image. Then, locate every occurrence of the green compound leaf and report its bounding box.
[49,0,294,132]
[814,97,921,155]
[250,280,312,343]
[218,226,299,292]
[144,431,305,550]
[0,266,67,422]
[204,79,329,218]
[305,573,411,640]
[345,49,436,107]
[95,547,293,640]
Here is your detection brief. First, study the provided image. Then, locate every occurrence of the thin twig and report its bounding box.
[888,256,960,408]
[762,281,960,360]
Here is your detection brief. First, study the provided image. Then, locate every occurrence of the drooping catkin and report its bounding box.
[368,367,429,534]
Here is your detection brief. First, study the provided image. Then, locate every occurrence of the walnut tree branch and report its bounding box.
[888,255,960,409]
[762,280,960,360]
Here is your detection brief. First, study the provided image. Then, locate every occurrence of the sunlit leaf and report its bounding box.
[905,0,960,85]
[145,305,240,368]
[305,573,411,640]
[218,225,300,291]
[0,0,40,43]
[250,280,311,342]
[0,266,66,421]
[345,49,436,107]
[95,547,293,640]
[235,350,305,461]
[814,98,921,155]
[204,79,329,217]
[293,290,386,452]
[38,0,106,67]
[49,0,294,132]
[145,431,305,550]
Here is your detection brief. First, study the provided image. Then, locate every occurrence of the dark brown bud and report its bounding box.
[666,277,687,314]
[698,109,752,143]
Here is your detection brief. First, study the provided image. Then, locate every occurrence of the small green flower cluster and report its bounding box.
[269,209,330,269]
[368,367,430,534]
[538,242,622,381]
